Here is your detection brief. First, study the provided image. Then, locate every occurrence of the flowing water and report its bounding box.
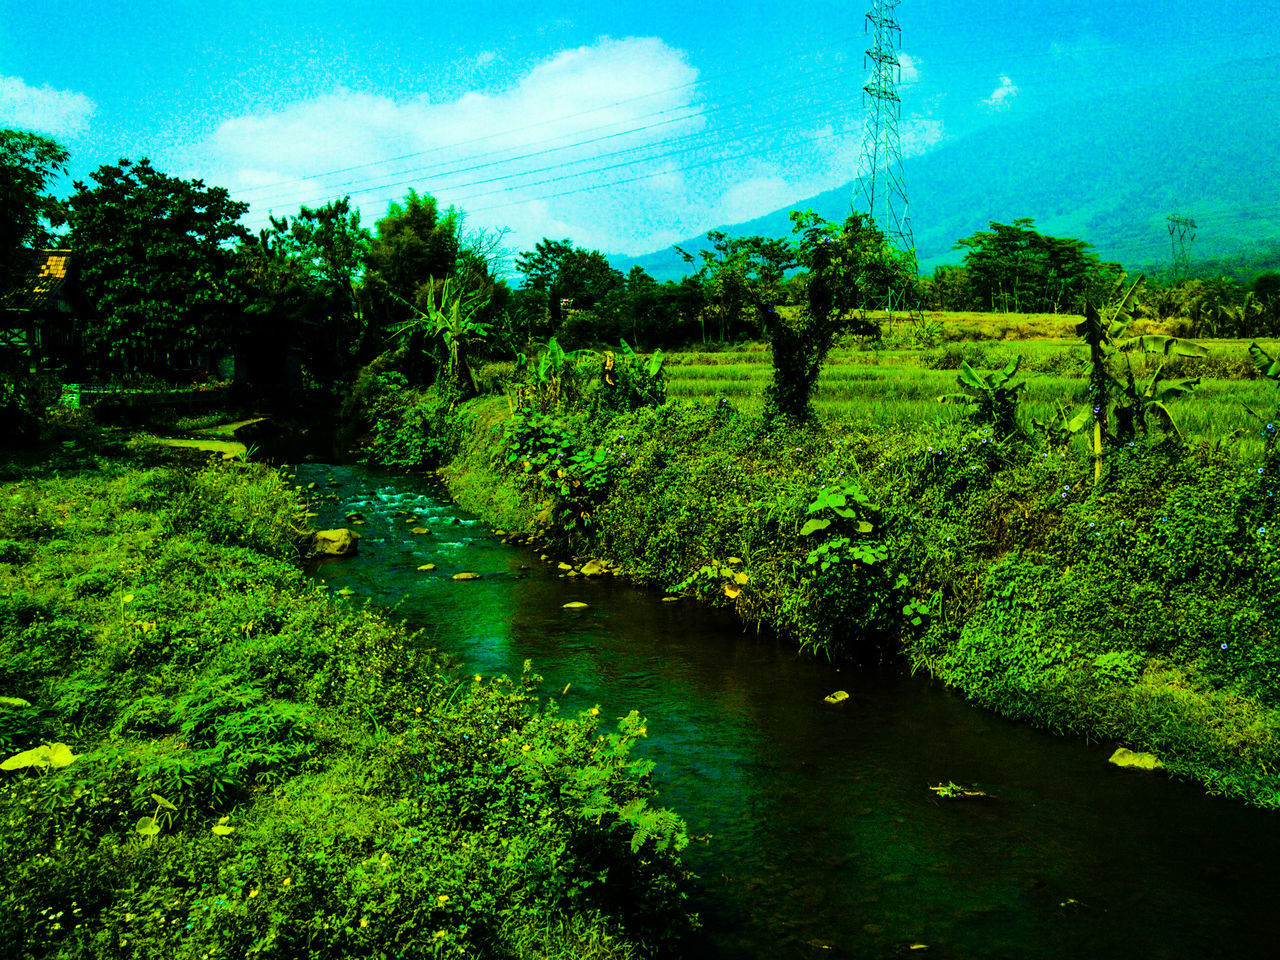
[297,462,1280,959]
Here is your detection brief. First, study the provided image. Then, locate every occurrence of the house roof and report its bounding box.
[1,249,73,311]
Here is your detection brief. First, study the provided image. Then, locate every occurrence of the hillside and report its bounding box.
[614,57,1280,282]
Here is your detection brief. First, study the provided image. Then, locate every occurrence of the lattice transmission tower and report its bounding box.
[853,0,919,320]
[1167,209,1197,279]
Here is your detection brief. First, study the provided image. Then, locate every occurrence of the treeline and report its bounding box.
[5,127,1280,400]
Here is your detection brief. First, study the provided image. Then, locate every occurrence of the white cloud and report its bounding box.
[898,54,920,86]
[981,74,1019,112]
[191,36,947,258]
[0,75,96,136]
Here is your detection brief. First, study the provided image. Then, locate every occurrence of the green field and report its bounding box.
[662,335,1280,460]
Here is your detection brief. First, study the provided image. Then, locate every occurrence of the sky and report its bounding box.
[2,0,1277,265]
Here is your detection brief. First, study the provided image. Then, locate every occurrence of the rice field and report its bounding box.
[663,335,1280,459]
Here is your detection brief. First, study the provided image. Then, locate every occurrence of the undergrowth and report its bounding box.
[0,457,694,959]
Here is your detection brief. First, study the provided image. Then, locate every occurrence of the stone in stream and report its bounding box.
[823,690,850,704]
[661,596,679,603]
[563,601,589,610]
[310,528,360,556]
[452,572,481,581]
[417,563,436,571]
[557,562,573,571]
[1108,747,1163,770]
[336,587,356,597]
[411,527,432,535]
[579,559,606,577]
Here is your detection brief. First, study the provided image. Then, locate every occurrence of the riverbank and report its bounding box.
[364,387,1280,807]
[0,446,695,959]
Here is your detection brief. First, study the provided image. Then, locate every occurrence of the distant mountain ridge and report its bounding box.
[612,57,1280,282]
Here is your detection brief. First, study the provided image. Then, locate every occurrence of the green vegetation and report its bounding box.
[0,452,693,959]
[356,307,1280,808]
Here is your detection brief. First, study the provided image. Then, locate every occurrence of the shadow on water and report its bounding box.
[299,462,1280,959]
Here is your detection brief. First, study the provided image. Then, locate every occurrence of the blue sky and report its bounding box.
[2,0,1276,259]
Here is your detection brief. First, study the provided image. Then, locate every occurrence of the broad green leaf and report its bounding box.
[151,793,176,811]
[857,520,874,534]
[0,696,31,710]
[1,742,77,771]
[135,816,160,837]
[799,518,831,537]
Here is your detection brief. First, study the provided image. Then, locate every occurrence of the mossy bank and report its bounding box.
[362,383,1280,808]
[0,449,694,960]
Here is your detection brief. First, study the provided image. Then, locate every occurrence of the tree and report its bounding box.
[677,231,794,343]
[238,197,371,387]
[762,211,904,421]
[0,129,68,287]
[954,219,1119,314]
[67,158,249,375]
[515,238,623,328]
[682,211,907,421]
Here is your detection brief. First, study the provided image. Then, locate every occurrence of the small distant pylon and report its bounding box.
[1166,209,1197,279]
[853,0,920,328]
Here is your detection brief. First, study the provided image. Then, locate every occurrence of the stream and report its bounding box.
[297,462,1279,959]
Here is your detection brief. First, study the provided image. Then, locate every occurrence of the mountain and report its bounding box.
[613,57,1280,282]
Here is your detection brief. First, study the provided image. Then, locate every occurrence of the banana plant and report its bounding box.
[1070,275,1206,483]
[938,356,1026,437]
[391,276,491,401]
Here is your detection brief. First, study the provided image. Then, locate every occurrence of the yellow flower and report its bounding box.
[589,707,599,716]
[415,707,422,714]
[473,673,482,683]
[248,890,258,899]
[637,726,648,737]
[521,744,531,752]
[360,918,369,929]
[437,895,450,904]
[433,930,446,940]
[281,878,291,888]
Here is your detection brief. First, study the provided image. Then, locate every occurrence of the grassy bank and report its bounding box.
[0,448,694,959]
[362,353,1280,808]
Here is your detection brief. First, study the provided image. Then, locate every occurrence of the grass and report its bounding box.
[0,446,694,960]
[661,334,1280,461]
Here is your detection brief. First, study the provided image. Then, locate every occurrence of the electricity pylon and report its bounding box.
[853,0,920,325]
[1166,210,1197,279]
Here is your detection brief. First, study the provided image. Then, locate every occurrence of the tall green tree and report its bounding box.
[67,158,249,375]
[238,197,371,386]
[515,238,623,327]
[0,129,69,288]
[955,219,1119,314]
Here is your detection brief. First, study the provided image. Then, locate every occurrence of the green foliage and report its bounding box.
[0,128,68,287]
[392,274,493,402]
[953,218,1123,314]
[516,239,624,328]
[500,414,614,543]
[363,379,460,470]
[67,158,250,375]
[939,356,1027,437]
[1070,276,1206,481]
[0,459,694,960]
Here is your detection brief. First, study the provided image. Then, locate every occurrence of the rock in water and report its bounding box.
[824,690,850,704]
[417,563,436,571]
[579,559,606,577]
[1108,747,1163,770]
[452,572,481,581]
[311,528,359,557]
[563,601,589,609]
[411,527,432,535]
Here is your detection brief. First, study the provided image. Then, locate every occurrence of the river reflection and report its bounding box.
[300,463,1280,959]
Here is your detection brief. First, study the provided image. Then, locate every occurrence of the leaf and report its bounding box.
[856,520,874,534]
[212,822,235,836]
[723,583,742,599]
[0,696,32,710]
[135,816,160,837]
[733,571,749,584]
[799,518,831,537]
[1,742,78,771]
[151,793,176,811]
